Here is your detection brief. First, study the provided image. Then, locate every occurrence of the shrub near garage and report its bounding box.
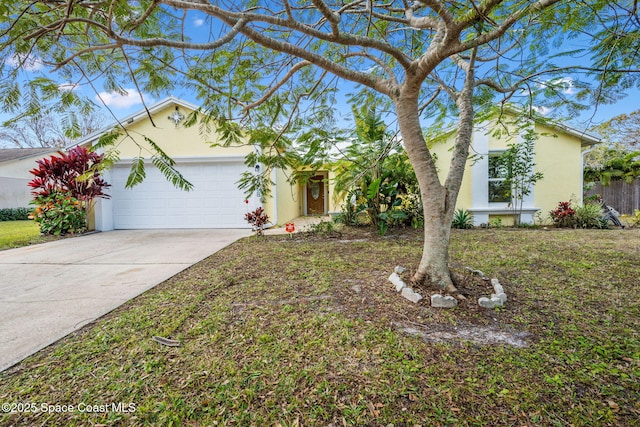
[244,206,269,236]
[28,146,110,235]
[30,192,86,235]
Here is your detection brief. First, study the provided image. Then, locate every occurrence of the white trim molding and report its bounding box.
[468,207,540,226]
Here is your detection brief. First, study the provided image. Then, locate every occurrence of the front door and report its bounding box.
[306,175,325,215]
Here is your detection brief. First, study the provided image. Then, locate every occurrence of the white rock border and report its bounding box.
[389,265,508,309]
[388,269,424,303]
[478,277,508,308]
[430,293,458,308]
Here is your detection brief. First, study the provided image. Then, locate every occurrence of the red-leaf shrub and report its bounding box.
[549,201,576,228]
[244,207,269,236]
[28,146,110,234]
[28,146,110,203]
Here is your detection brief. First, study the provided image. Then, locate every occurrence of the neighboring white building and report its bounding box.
[0,148,57,209]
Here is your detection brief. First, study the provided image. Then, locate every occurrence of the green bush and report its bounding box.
[0,207,32,221]
[398,193,424,229]
[574,202,608,229]
[629,210,640,228]
[550,201,610,229]
[488,217,503,228]
[451,209,474,229]
[31,192,87,235]
[304,219,341,237]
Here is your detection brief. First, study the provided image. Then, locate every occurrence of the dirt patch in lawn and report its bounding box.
[249,227,534,347]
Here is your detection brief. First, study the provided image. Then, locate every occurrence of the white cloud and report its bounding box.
[532,105,551,116]
[95,89,152,109]
[542,77,576,95]
[555,77,576,95]
[194,18,205,27]
[6,53,43,71]
[58,82,79,92]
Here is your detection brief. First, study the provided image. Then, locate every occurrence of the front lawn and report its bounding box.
[1,228,638,426]
[0,220,50,250]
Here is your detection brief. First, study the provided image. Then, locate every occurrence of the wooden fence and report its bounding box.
[585,178,640,215]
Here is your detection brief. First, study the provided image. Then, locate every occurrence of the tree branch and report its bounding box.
[243,61,312,111]
[160,0,413,69]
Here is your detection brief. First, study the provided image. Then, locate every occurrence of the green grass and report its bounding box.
[0,220,50,250]
[1,228,639,426]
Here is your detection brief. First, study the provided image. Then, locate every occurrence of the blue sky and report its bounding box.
[76,10,638,136]
[2,9,638,142]
[89,78,638,137]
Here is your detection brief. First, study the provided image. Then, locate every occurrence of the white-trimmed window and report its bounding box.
[488,152,510,203]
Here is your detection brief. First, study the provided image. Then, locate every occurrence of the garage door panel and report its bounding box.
[111,161,254,229]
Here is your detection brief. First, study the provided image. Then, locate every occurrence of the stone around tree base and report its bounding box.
[401,287,423,303]
[491,278,504,295]
[491,292,507,303]
[478,296,505,308]
[431,294,458,308]
[388,272,407,292]
[465,267,486,278]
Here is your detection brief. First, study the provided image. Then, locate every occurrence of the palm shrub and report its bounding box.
[333,107,420,234]
[451,209,474,229]
[574,202,608,229]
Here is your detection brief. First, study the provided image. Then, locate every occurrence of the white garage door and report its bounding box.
[110,160,254,229]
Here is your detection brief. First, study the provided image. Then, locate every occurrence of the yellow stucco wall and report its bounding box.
[431,118,584,222]
[326,170,339,214]
[110,104,253,159]
[533,123,583,215]
[280,169,300,222]
[264,167,302,225]
[428,131,475,210]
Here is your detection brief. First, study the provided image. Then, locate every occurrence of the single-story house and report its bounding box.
[4,98,599,230]
[70,97,339,231]
[429,113,601,226]
[0,147,58,209]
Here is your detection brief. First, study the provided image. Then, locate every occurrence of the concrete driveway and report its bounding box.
[0,229,250,372]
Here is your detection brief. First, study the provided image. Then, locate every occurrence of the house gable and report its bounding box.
[0,148,57,179]
[0,148,58,209]
[73,98,253,160]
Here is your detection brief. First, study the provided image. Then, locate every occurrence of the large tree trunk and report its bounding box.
[395,56,476,293]
[395,92,458,293]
